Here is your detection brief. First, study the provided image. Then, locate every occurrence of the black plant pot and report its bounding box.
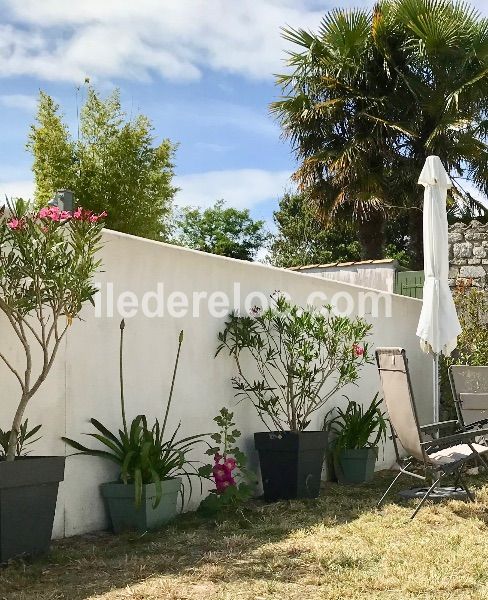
[254,431,328,501]
[0,456,65,563]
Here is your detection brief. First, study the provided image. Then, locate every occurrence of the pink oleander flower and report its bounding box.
[7,218,22,230]
[353,344,364,357]
[38,206,51,219]
[60,210,72,221]
[73,207,107,223]
[48,206,61,221]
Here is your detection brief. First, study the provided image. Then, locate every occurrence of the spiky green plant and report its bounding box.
[0,420,41,458]
[63,322,204,507]
[324,394,387,451]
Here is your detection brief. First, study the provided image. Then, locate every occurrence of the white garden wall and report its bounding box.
[0,230,432,538]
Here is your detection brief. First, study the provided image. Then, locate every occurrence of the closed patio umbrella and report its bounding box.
[416,155,461,423]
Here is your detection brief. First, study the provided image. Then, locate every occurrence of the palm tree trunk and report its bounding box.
[357,211,385,260]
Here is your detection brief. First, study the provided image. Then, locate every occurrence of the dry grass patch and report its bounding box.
[3,472,488,599]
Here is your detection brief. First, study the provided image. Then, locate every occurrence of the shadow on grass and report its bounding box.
[2,471,487,600]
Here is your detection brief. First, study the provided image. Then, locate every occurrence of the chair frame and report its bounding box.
[376,348,488,519]
[448,365,488,432]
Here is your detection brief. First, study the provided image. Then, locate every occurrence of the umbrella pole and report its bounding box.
[433,352,440,424]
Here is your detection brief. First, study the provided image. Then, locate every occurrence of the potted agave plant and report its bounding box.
[64,321,205,533]
[324,395,387,484]
[217,293,372,501]
[0,199,105,562]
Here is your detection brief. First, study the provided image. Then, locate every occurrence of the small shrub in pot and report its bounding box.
[0,200,105,561]
[217,293,372,500]
[324,394,387,484]
[64,321,205,533]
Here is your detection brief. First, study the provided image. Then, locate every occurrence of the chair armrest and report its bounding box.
[421,427,488,447]
[420,420,458,433]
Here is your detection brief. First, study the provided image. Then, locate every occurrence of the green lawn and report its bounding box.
[3,472,488,599]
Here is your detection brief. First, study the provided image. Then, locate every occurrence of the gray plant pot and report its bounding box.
[254,431,328,500]
[101,477,182,533]
[336,447,377,484]
[0,456,65,563]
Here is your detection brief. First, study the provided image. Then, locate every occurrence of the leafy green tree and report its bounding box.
[269,192,361,267]
[28,88,177,240]
[272,0,488,268]
[28,92,76,208]
[269,192,411,268]
[175,200,268,261]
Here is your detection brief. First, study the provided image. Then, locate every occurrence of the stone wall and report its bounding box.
[448,220,488,290]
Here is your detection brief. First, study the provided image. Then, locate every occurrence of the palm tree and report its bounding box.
[272,9,400,259]
[377,0,488,267]
[273,0,488,267]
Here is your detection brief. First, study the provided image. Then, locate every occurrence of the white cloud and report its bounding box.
[0,0,326,83]
[175,168,292,210]
[1,0,486,85]
[0,179,35,202]
[0,93,37,112]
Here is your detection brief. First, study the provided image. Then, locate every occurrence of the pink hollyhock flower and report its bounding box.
[7,218,22,230]
[215,477,236,494]
[212,463,231,482]
[353,344,364,357]
[224,457,237,471]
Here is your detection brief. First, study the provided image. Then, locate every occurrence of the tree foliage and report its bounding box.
[272,0,488,267]
[269,191,411,268]
[269,192,361,267]
[28,88,178,241]
[175,200,268,261]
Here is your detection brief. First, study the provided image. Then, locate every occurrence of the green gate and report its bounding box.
[394,270,425,299]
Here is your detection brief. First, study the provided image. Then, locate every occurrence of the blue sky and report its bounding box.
[0,0,486,230]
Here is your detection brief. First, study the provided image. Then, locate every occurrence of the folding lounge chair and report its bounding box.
[376,347,488,519]
[449,365,488,432]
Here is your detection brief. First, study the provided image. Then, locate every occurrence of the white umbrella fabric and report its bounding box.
[416,155,461,423]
